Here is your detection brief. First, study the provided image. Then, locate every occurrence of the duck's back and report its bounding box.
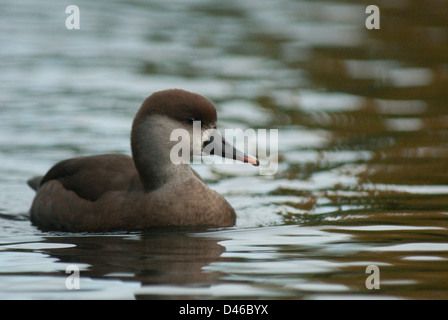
[37,154,142,201]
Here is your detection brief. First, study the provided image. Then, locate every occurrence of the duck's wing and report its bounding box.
[35,154,142,201]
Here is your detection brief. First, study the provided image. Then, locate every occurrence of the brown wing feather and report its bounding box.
[39,154,142,201]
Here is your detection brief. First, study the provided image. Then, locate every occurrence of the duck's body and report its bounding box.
[28,89,257,232]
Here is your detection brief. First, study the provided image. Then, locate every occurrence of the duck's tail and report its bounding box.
[27,176,43,191]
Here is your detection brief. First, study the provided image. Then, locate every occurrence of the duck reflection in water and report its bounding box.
[43,228,227,296]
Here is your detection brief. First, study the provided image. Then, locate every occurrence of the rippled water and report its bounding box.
[1,0,448,299]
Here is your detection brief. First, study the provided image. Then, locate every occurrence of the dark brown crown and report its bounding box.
[133,89,218,129]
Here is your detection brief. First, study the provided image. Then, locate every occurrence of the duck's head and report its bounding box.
[131,89,258,189]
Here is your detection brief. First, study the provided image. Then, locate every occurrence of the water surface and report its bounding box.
[1,0,448,299]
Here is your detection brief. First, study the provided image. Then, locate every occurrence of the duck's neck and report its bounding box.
[131,115,193,191]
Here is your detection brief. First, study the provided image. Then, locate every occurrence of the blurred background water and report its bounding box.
[0,0,448,299]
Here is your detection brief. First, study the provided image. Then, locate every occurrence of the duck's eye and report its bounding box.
[203,135,214,149]
[187,117,195,124]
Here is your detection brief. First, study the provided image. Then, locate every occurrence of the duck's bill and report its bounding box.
[221,138,259,166]
[203,132,259,166]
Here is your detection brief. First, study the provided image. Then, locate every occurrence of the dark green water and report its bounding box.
[0,0,447,299]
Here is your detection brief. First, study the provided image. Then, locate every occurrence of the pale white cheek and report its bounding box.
[192,135,202,156]
[193,128,214,156]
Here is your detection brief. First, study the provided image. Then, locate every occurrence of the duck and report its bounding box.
[27,89,259,232]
